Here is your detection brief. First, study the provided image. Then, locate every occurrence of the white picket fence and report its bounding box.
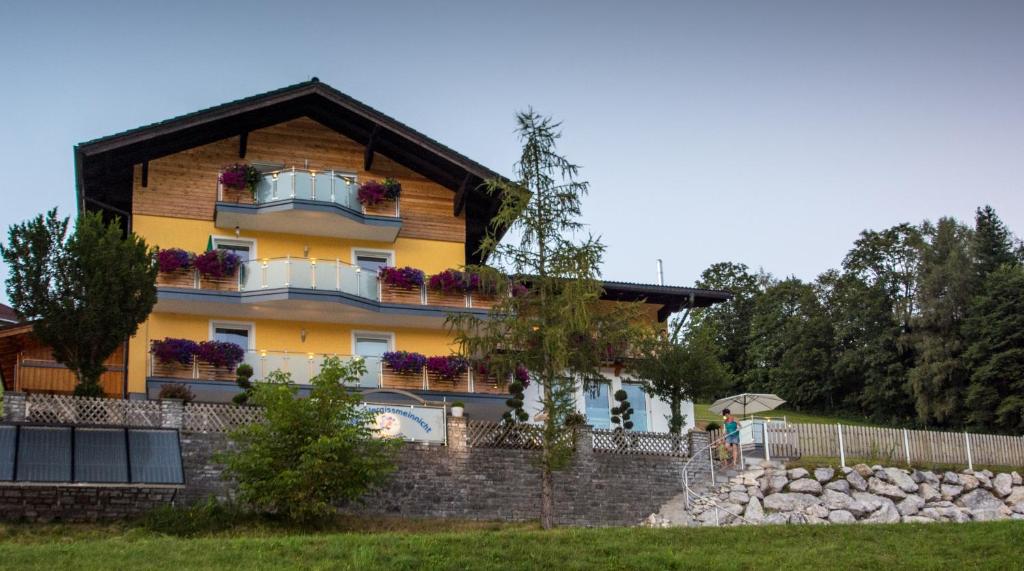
[762,423,1024,469]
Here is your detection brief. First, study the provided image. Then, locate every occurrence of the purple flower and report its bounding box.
[514,365,531,388]
[219,163,260,191]
[151,338,200,366]
[378,266,425,290]
[357,180,388,206]
[382,178,402,199]
[194,250,242,278]
[156,248,193,273]
[511,283,529,297]
[196,340,245,370]
[382,351,427,374]
[426,355,469,382]
[428,269,472,294]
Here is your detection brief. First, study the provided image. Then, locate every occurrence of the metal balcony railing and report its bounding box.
[217,167,400,218]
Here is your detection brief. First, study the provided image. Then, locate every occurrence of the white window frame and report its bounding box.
[351,248,395,269]
[209,320,256,350]
[350,331,395,356]
[211,236,258,260]
[619,380,652,432]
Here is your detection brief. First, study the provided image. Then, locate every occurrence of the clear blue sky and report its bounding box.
[1,0,1022,303]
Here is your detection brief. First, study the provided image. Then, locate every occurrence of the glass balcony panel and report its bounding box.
[314,172,336,203]
[264,259,288,288]
[293,171,313,200]
[240,261,263,290]
[314,262,339,290]
[289,259,313,289]
[338,264,360,296]
[274,171,295,199]
[359,270,379,299]
[340,177,360,210]
[357,356,381,388]
[255,175,275,203]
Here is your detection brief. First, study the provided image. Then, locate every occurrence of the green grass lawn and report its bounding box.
[0,520,1020,570]
[694,402,878,427]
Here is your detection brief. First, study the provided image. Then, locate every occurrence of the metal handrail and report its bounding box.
[681,424,759,526]
[218,167,400,218]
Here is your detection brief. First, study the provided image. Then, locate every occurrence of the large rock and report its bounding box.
[918,470,940,485]
[747,485,764,500]
[828,510,856,524]
[814,467,835,483]
[788,478,823,495]
[919,506,969,523]
[940,484,963,500]
[853,463,874,479]
[1012,472,1022,486]
[764,513,789,525]
[846,470,868,492]
[767,474,789,494]
[974,472,992,490]
[993,473,1013,497]
[821,489,869,516]
[1005,486,1024,505]
[970,508,1009,522]
[764,493,822,512]
[788,512,809,525]
[825,479,851,494]
[868,477,908,500]
[788,468,810,480]
[851,492,885,512]
[744,496,765,522]
[943,471,961,485]
[804,504,830,520]
[917,483,941,503]
[956,489,1004,511]
[884,468,919,493]
[729,491,750,505]
[896,494,925,516]
[959,473,979,492]
[862,497,900,524]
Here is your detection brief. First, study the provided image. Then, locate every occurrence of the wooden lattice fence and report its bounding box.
[24,394,162,427]
[182,403,265,433]
[466,420,545,450]
[592,429,689,457]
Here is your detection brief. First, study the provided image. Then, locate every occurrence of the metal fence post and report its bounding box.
[763,421,771,462]
[964,432,973,471]
[903,428,911,466]
[837,423,846,469]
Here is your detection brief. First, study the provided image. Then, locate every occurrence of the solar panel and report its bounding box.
[74,428,129,483]
[17,426,72,482]
[128,429,184,484]
[0,426,15,481]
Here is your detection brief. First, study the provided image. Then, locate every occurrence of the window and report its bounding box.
[584,383,611,429]
[211,237,255,262]
[211,322,253,349]
[353,249,393,273]
[621,383,649,432]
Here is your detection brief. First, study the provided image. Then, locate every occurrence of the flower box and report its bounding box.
[381,365,425,390]
[427,368,470,392]
[380,282,423,305]
[358,179,401,217]
[425,289,467,308]
[221,186,255,204]
[156,268,196,288]
[363,198,398,217]
[469,291,502,310]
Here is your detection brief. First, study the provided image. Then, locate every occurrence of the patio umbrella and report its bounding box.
[707,393,786,417]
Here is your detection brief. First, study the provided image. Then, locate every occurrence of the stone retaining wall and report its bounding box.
[0,486,178,522]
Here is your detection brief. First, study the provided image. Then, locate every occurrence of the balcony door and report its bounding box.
[353,333,391,388]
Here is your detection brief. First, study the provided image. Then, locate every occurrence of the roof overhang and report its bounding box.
[599,281,733,322]
[74,80,509,264]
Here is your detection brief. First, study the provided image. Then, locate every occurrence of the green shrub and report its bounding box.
[140,498,250,536]
[218,357,401,523]
[705,421,721,432]
[450,401,465,408]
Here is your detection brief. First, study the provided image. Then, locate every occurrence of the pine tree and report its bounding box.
[971,205,1016,279]
[448,111,643,529]
[908,218,974,426]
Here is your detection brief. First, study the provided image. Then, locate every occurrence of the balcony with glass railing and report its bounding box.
[156,256,503,313]
[215,168,402,241]
[149,349,381,388]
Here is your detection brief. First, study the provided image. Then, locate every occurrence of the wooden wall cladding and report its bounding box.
[132,117,465,243]
[379,283,424,305]
[16,344,124,397]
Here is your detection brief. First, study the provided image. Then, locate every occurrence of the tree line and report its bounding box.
[691,206,1024,434]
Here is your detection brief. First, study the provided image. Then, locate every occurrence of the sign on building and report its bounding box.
[361,403,446,444]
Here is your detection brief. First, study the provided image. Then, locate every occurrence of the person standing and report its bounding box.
[723,409,740,468]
